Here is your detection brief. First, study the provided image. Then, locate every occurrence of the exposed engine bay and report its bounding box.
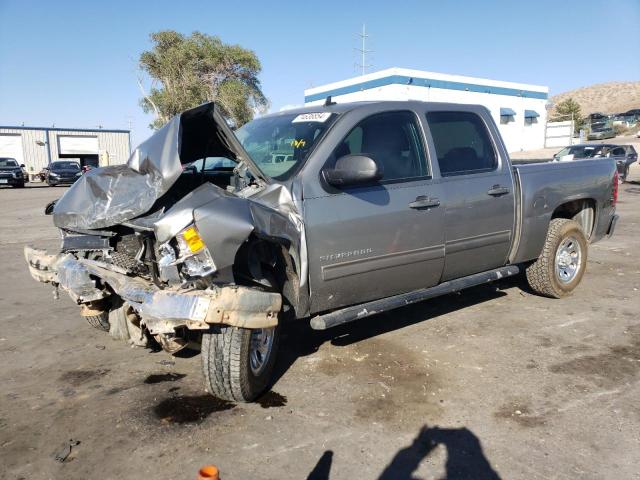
[28,102,308,356]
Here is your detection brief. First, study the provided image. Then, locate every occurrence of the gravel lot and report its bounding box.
[1,165,639,480]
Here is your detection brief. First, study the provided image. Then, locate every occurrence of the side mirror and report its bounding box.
[323,154,383,187]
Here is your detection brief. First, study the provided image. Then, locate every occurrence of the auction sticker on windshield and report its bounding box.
[292,112,332,123]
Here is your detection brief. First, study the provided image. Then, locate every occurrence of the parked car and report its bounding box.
[553,144,612,161]
[25,101,618,403]
[587,124,616,140]
[0,157,27,188]
[46,160,82,186]
[553,144,636,182]
[620,145,638,181]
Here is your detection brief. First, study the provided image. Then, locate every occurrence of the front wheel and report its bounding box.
[201,326,279,402]
[526,218,588,298]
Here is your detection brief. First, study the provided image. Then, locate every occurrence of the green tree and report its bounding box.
[138,31,268,129]
[551,98,585,133]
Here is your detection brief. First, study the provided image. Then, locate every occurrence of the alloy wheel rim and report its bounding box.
[555,236,581,283]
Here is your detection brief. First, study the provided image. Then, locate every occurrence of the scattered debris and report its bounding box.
[157,359,175,367]
[54,439,80,463]
[95,345,105,350]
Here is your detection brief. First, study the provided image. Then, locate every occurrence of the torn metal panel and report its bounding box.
[246,182,308,290]
[56,254,105,302]
[24,246,281,332]
[52,103,261,230]
[24,246,61,283]
[53,117,182,230]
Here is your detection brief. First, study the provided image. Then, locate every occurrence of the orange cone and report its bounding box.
[198,465,220,480]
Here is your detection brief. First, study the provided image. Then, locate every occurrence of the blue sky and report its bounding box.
[1,0,639,146]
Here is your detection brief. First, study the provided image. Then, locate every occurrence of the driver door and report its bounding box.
[304,110,445,314]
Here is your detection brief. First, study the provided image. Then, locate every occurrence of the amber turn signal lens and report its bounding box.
[182,226,205,253]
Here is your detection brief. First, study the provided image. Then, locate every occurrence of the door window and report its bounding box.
[426,111,497,176]
[334,111,428,181]
[611,147,626,156]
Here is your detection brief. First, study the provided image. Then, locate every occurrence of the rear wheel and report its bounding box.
[526,218,588,298]
[201,326,279,402]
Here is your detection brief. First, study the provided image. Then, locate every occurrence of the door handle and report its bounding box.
[487,185,510,196]
[409,195,441,209]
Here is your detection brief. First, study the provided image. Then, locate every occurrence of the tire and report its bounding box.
[526,218,588,298]
[201,326,279,402]
[108,302,150,347]
[85,312,110,331]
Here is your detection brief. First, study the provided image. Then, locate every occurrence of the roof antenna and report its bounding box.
[324,96,336,106]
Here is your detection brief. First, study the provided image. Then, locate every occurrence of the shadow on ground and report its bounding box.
[307,424,501,480]
[272,275,527,388]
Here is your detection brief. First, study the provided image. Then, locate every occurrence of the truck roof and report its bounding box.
[261,100,491,119]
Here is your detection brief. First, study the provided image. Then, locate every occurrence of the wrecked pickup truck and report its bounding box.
[25,101,619,402]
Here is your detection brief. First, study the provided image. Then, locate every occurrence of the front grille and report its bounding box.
[110,233,147,274]
[110,251,139,271]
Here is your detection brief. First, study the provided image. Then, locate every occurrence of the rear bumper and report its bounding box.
[24,246,281,333]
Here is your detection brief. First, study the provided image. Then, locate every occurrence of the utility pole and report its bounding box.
[355,24,372,76]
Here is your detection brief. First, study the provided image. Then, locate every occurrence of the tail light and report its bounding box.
[612,171,618,206]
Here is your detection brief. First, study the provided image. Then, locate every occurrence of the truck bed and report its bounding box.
[510,158,617,264]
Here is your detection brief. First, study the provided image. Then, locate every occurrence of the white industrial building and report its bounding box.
[0,126,130,177]
[304,67,549,153]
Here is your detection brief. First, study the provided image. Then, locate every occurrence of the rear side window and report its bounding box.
[426,111,497,176]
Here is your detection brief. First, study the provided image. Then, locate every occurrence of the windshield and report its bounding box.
[0,158,18,167]
[557,146,605,159]
[51,161,80,171]
[235,112,336,180]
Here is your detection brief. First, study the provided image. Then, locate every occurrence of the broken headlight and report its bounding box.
[163,224,216,278]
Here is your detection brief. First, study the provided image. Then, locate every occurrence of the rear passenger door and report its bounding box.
[425,110,516,281]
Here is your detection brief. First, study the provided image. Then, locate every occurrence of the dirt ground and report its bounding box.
[1,165,639,480]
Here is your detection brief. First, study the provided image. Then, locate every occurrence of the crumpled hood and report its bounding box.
[53,102,262,230]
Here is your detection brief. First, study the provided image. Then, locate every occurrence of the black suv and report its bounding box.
[0,157,27,188]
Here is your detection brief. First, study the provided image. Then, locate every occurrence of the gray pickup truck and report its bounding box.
[25,101,618,402]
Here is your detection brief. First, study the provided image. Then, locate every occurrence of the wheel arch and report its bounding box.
[551,198,596,240]
[232,234,307,319]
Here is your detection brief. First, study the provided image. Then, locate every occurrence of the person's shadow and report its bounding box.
[378,425,501,480]
[306,424,501,480]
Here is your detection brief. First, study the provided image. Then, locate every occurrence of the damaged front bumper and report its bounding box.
[24,246,281,334]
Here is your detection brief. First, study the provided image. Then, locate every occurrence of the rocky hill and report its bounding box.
[551,81,640,115]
